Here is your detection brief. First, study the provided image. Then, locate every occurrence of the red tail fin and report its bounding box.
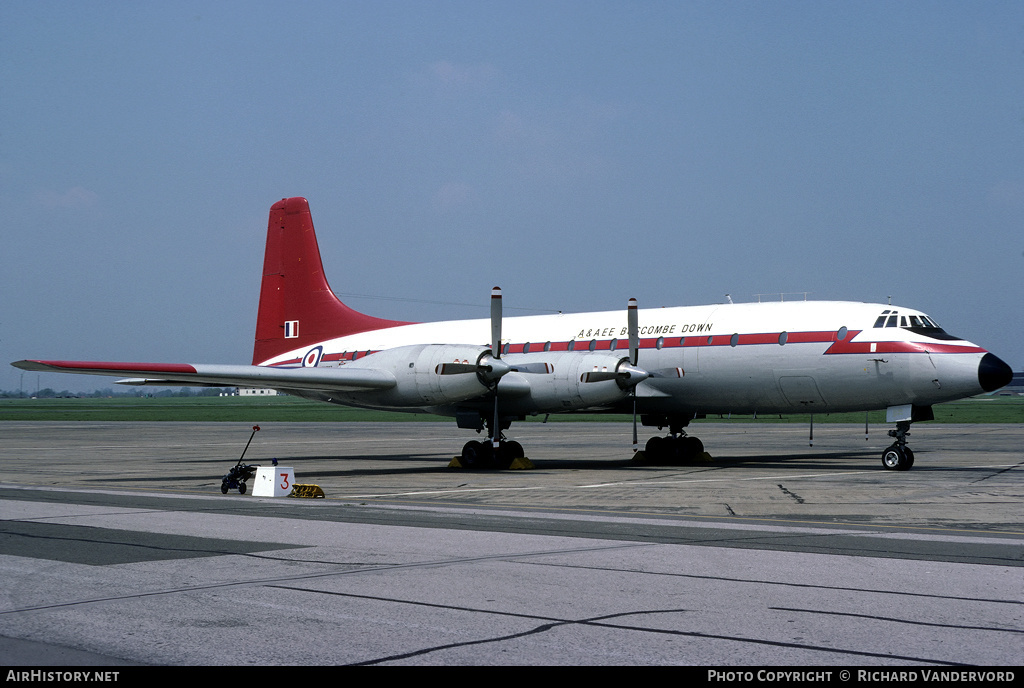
[252,197,412,364]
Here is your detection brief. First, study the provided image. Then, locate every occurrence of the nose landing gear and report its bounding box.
[881,421,915,470]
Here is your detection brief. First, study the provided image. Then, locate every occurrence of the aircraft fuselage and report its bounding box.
[260,299,999,419]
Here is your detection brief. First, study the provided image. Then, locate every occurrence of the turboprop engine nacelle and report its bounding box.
[494,351,648,414]
[343,343,494,406]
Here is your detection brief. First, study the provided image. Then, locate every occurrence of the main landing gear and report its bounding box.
[460,436,524,469]
[640,416,707,464]
[881,420,915,471]
[457,410,527,469]
[643,434,705,464]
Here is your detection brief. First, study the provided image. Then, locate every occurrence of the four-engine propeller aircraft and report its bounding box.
[14,197,1013,470]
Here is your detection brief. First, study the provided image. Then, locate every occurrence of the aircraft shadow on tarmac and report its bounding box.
[705,450,892,470]
[92,447,1007,486]
[217,449,893,477]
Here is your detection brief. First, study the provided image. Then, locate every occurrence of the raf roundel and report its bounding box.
[302,346,324,368]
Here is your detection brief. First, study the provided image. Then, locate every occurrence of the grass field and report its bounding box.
[0,394,1020,423]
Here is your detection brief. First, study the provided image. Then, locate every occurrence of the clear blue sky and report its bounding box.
[3,1,1022,393]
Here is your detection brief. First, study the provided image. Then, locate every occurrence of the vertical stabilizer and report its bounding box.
[253,197,412,364]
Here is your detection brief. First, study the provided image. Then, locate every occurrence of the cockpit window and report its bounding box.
[872,310,959,340]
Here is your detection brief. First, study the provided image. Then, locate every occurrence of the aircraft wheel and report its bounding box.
[903,447,915,468]
[239,482,247,494]
[644,436,666,463]
[682,436,704,459]
[487,441,522,469]
[881,445,912,471]
[461,440,489,468]
[491,442,516,469]
[220,483,229,494]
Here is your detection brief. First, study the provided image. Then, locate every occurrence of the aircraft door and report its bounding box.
[907,351,940,399]
[776,375,827,409]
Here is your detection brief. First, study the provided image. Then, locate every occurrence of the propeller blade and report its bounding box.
[492,395,501,449]
[581,362,649,385]
[436,359,512,377]
[435,362,481,375]
[632,395,638,452]
[510,362,554,374]
[628,297,639,366]
[491,286,502,359]
[435,290,552,380]
[438,360,554,376]
[628,297,640,451]
[581,370,619,383]
[490,286,503,448]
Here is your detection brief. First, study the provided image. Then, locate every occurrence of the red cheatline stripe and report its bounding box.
[823,340,986,355]
[262,329,985,365]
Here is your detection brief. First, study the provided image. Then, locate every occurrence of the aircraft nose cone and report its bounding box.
[978,353,1013,393]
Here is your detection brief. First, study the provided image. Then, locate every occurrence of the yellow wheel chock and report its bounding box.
[289,484,326,498]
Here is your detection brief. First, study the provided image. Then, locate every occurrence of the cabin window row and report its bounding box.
[331,326,852,362]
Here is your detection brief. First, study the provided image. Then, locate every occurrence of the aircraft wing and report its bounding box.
[11,360,396,392]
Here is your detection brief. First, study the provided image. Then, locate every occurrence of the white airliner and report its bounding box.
[14,197,1012,470]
